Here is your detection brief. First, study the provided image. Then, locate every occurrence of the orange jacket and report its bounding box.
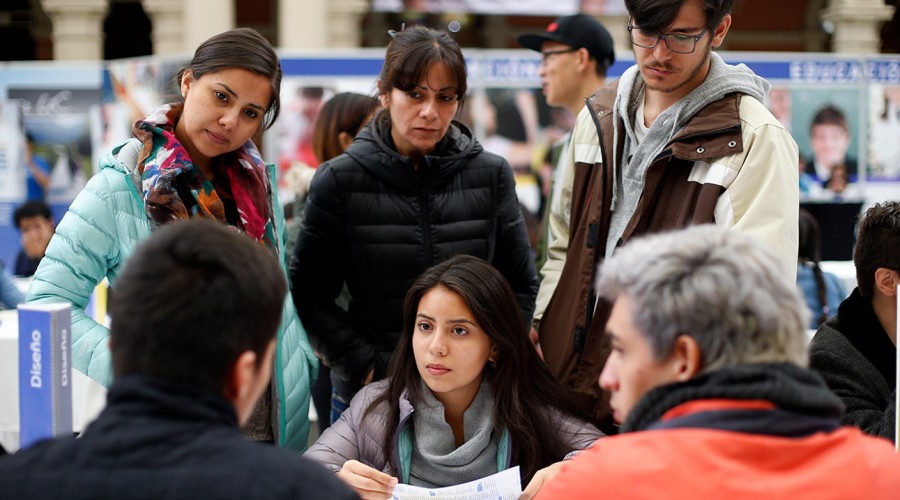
[537,399,900,499]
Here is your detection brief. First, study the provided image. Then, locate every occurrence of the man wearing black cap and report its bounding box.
[517,15,614,337]
[532,0,799,434]
[518,14,614,119]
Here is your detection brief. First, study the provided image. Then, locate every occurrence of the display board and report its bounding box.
[1,50,898,270]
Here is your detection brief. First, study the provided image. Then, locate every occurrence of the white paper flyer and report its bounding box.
[391,466,522,500]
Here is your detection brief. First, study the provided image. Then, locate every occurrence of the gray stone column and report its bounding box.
[142,0,184,56]
[279,0,325,49]
[280,0,366,49]
[329,0,367,47]
[182,0,234,53]
[39,0,108,60]
[821,0,895,53]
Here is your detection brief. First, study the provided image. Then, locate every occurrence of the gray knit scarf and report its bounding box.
[605,51,772,257]
[408,378,498,488]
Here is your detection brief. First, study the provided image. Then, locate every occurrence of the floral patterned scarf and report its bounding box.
[133,103,277,254]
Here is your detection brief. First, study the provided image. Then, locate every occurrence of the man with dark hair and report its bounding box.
[535,226,900,499]
[534,0,799,433]
[810,200,900,441]
[0,219,357,499]
[517,14,614,331]
[12,200,54,276]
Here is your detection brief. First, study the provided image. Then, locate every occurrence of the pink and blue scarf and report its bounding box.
[133,103,277,254]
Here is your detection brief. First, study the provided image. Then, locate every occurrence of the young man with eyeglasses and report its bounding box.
[534,0,799,434]
[517,15,614,342]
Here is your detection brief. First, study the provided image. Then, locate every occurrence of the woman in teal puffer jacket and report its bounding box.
[26,27,317,451]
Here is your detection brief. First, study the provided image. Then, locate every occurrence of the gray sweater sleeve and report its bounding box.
[304,381,393,474]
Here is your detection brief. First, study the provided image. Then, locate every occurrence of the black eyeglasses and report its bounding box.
[540,47,580,64]
[627,24,709,54]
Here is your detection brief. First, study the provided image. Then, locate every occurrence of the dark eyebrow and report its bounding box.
[415,84,459,93]
[415,313,475,326]
[217,82,266,111]
[446,319,476,326]
[667,26,705,34]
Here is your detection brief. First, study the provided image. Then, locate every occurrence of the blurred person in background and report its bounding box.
[12,200,54,277]
[517,13,614,279]
[284,92,381,254]
[0,264,25,310]
[23,133,50,201]
[797,209,847,329]
[284,91,380,435]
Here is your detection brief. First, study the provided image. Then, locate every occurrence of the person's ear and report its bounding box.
[377,80,390,108]
[575,47,591,72]
[338,131,355,152]
[226,350,259,424]
[670,334,702,382]
[180,69,195,99]
[874,268,900,298]
[711,13,732,48]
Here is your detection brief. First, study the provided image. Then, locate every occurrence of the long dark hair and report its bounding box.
[798,209,829,325]
[369,255,591,483]
[311,92,379,163]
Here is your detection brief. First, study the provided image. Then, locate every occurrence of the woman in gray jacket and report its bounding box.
[305,256,602,499]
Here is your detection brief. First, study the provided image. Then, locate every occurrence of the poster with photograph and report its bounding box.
[0,102,24,203]
[276,81,335,195]
[100,59,166,154]
[8,88,101,205]
[868,84,900,181]
[273,68,382,201]
[0,101,25,271]
[790,86,863,199]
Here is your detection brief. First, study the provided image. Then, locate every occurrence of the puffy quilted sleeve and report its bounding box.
[27,169,131,387]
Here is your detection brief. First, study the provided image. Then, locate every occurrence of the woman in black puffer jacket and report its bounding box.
[290,25,538,420]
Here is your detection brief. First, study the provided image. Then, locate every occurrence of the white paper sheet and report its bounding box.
[391,466,522,500]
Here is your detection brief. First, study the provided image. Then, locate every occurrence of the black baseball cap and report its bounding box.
[517,14,615,70]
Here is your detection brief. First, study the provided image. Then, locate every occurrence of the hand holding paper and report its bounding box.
[337,459,398,500]
[520,461,564,499]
